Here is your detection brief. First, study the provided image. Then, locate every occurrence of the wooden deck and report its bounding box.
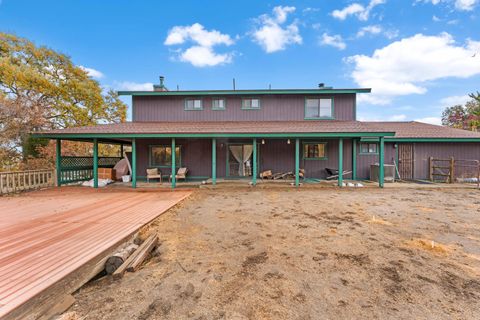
[0,187,191,319]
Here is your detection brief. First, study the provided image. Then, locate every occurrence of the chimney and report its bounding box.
[154,76,169,91]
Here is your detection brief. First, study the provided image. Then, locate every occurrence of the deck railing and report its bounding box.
[59,156,122,185]
[0,169,56,195]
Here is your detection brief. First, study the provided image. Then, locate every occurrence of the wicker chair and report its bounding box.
[146,168,162,183]
[169,167,188,182]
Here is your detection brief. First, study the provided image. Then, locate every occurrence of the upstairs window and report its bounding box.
[303,143,327,160]
[242,98,261,109]
[212,98,226,110]
[360,143,378,154]
[305,98,333,119]
[185,99,203,110]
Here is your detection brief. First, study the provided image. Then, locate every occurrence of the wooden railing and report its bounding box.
[0,169,56,195]
[59,156,121,185]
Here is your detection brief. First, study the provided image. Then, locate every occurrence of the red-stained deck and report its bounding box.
[0,187,191,318]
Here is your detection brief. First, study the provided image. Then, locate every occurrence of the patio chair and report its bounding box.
[169,167,188,182]
[146,168,162,183]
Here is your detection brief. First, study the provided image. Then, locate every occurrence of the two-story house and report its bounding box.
[35,77,480,188]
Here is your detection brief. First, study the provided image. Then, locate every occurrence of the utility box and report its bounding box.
[370,164,396,182]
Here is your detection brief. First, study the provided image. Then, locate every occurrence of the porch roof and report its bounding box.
[33,121,395,139]
[365,121,480,141]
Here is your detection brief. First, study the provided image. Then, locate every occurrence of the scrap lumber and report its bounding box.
[127,235,158,272]
[105,243,139,274]
[112,234,158,278]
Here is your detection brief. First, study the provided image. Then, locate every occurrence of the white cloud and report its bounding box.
[357,25,383,37]
[347,33,480,105]
[455,0,478,10]
[414,117,442,125]
[164,23,233,47]
[390,114,407,121]
[358,114,407,121]
[164,23,234,67]
[179,46,233,67]
[252,6,302,53]
[79,66,104,79]
[332,0,386,21]
[114,81,153,91]
[417,0,478,11]
[440,95,471,107]
[320,33,346,50]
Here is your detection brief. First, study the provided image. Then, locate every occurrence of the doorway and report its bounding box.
[227,144,256,178]
[398,143,414,180]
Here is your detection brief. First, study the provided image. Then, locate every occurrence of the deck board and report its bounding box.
[0,187,191,318]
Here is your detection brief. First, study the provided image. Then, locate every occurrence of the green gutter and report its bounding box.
[386,138,480,142]
[33,132,395,139]
[118,88,371,96]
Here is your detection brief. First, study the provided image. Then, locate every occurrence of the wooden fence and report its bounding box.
[0,169,56,195]
[429,157,480,186]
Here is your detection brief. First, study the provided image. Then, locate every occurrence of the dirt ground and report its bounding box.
[67,186,480,320]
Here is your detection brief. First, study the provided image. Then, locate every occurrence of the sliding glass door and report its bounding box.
[227,144,256,177]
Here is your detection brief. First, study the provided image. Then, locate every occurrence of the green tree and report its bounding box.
[441,93,480,130]
[0,33,127,169]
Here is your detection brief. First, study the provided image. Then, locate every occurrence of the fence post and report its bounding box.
[429,156,433,181]
[449,157,454,183]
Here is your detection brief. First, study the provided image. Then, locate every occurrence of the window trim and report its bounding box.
[359,142,379,155]
[184,98,203,111]
[304,97,335,120]
[148,145,182,168]
[211,98,227,111]
[241,97,262,110]
[302,142,328,160]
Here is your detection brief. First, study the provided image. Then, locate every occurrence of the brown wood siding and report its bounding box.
[299,139,352,179]
[133,94,355,122]
[355,142,395,180]
[136,138,212,179]
[412,142,480,180]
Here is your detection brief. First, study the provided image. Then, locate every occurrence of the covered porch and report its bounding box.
[33,121,396,189]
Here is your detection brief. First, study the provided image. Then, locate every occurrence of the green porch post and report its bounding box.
[212,138,216,185]
[295,138,300,186]
[56,139,62,186]
[171,138,176,188]
[338,138,344,187]
[352,138,357,180]
[93,138,98,189]
[379,137,385,188]
[252,138,257,186]
[132,138,137,188]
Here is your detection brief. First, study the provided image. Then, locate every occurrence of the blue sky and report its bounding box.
[1,0,479,123]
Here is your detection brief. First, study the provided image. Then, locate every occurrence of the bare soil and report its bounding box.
[67,186,480,320]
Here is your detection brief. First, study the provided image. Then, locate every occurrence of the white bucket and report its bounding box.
[122,175,131,182]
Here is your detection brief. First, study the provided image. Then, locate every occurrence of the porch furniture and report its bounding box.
[325,168,352,180]
[146,168,162,183]
[299,169,305,179]
[169,167,188,182]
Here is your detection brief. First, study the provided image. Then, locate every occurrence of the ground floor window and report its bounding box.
[303,142,327,160]
[360,142,378,154]
[149,145,181,167]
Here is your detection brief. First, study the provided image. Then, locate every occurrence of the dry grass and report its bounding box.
[368,215,392,226]
[404,238,451,255]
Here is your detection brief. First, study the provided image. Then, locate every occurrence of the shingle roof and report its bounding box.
[364,121,480,139]
[36,121,392,135]
[33,120,480,139]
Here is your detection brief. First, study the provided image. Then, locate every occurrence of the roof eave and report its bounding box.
[117,88,372,96]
